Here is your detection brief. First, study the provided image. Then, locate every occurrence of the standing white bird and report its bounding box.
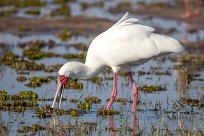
[52,12,184,113]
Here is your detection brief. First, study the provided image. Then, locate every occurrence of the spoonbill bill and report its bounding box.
[52,12,184,113]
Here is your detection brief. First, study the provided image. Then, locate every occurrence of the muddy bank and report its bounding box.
[0,17,113,35]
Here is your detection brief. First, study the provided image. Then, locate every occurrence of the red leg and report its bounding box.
[106,73,117,110]
[126,72,138,113]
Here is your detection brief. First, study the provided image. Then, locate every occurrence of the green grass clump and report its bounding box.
[63,53,86,61]
[23,47,56,60]
[1,52,45,71]
[26,76,53,88]
[106,98,128,103]
[0,90,9,101]
[65,80,83,90]
[139,84,167,93]
[17,91,38,100]
[97,109,120,116]
[55,29,71,41]
[16,76,27,82]
[35,106,67,118]
[51,6,70,17]
[25,9,40,15]
[84,96,101,104]
[0,9,17,16]
[77,102,91,110]
[0,0,46,7]
[90,76,103,84]
[17,124,44,133]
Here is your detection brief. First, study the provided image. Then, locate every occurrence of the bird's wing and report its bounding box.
[92,38,159,66]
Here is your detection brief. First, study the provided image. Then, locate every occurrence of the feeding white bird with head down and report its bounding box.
[52,12,184,112]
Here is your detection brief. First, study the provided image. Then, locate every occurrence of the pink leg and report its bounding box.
[106,73,117,110]
[126,72,138,113]
[181,0,191,18]
[193,0,201,16]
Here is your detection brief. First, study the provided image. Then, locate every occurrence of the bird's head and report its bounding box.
[52,62,87,108]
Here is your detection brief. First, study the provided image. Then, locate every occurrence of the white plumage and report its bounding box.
[53,12,184,110]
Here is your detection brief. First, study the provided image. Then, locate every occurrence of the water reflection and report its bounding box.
[107,114,137,136]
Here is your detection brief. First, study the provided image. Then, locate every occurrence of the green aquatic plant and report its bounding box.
[17,124,44,133]
[35,106,67,118]
[63,53,86,61]
[25,9,40,15]
[69,98,79,103]
[69,109,80,117]
[23,47,56,60]
[26,76,53,88]
[90,76,103,84]
[139,84,167,93]
[0,0,46,7]
[17,91,38,100]
[106,98,128,103]
[77,102,91,110]
[55,29,71,41]
[0,9,17,16]
[51,6,71,17]
[179,97,204,108]
[97,109,120,116]
[84,96,101,104]
[44,64,63,73]
[16,76,27,82]
[65,80,83,90]
[0,90,9,101]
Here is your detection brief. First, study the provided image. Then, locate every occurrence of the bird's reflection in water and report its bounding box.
[107,114,137,136]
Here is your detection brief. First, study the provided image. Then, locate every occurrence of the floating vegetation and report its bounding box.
[179,97,204,108]
[35,106,67,118]
[17,25,31,32]
[17,124,44,133]
[63,53,86,62]
[51,6,70,17]
[0,9,17,17]
[25,9,40,15]
[73,43,88,51]
[17,91,38,100]
[68,109,82,117]
[118,71,127,77]
[77,102,91,110]
[97,109,120,116]
[90,76,103,84]
[106,98,128,103]
[0,0,46,7]
[23,47,57,60]
[69,98,79,103]
[1,51,45,71]
[26,76,54,88]
[65,80,83,90]
[16,76,27,82]
[55,29,71,41]
[139,85,167,93]
[45,64,62,73]
[84,96,101,104]
[18,40,48,48]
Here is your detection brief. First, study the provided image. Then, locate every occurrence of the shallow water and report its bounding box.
[0,0,204,135]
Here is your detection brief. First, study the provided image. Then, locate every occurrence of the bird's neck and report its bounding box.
[79,62,107,79]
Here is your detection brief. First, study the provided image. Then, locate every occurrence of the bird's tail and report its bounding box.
[150,34,184,54]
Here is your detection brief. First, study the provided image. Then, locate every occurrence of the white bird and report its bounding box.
[52,12,184,113]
